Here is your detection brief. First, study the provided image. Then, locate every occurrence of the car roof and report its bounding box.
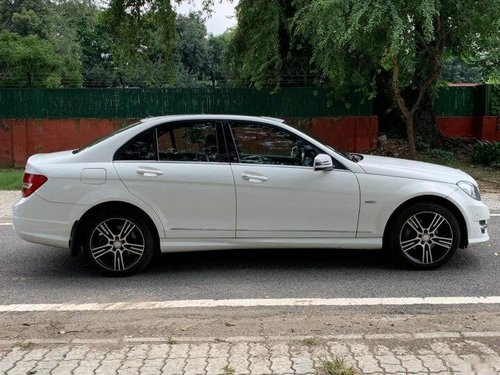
[140,114,285,124]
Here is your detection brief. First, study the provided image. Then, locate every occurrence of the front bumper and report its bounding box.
[448,189,490,246]
[12,193,87,249]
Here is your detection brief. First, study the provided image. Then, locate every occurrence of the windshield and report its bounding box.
[73,121,143,154]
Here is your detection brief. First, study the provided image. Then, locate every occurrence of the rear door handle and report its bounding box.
[241,173,268,182]
[136,167,164,177]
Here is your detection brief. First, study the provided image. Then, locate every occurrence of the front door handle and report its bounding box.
[136,167,164,177]
[241,173,269,182]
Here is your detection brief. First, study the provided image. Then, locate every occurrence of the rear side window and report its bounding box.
[114,129,157,161]
[157,122,224,162]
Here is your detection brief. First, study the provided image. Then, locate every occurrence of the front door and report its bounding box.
[226,121,360,238]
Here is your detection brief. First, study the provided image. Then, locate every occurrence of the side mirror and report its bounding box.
[313,154,333,171]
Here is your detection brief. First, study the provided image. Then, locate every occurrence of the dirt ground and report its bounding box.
[1,306,499,342]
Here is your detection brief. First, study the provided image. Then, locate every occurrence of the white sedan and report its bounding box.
[13,115,490,275]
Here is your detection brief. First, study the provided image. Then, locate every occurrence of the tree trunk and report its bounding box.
[404,117,417,158]
[412,89,444,149]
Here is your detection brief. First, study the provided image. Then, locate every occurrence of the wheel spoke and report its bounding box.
[428,213,446,234]
[91,244,113,259]
[123,243,144,256]
[97,222,115,240]
[119,220,137,241]
[422,243,433,264]
[401,237,421,252]
[432,235,453,250]
[114,251,125,271]
[407,216,424,234]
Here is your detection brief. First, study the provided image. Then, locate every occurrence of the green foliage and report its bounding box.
[441,56,483,83]
[473,141,500,168]
[294,0,500,97]
[106,0,177,85]
[228,0,315,88]
[491,85,500,115]
[0,0,83,87]
[0,31,81,87]
[430,148,455,162]
[229,0,284,88]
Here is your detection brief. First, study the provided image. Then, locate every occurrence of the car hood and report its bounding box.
[357,154,476,185]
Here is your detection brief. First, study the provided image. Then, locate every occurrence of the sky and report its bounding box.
[175,0,238,35]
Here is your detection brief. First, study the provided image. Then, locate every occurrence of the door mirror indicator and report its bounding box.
[313,154,334,171]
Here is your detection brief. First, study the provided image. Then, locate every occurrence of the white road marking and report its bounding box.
[0,222,12,226]
[490,213,500,217]
[0,296,499,312]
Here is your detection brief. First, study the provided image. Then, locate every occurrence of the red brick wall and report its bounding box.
[1,119,136,167]
[436,116,499,141]
[2,115,499,167]
[0,117,379,167]
[0,120,13,166]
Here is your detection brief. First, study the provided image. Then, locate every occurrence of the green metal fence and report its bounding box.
[0,86,495,119]
[0,88,372,119]
[434,85,491,116]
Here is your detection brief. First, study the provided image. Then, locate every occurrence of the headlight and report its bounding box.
[457,181,481,201]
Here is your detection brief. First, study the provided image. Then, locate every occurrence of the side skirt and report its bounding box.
[159,238,383,253]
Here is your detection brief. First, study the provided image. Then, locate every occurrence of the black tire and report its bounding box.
[83,209,156,276]
[389,203,460,270]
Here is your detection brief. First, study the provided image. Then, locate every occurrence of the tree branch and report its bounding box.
[391,56,411,121]
[409,16,445,117]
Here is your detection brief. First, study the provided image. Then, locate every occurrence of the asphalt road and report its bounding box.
[0,218,499,305]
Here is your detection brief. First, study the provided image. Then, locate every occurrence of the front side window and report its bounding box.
[157,122,223,162]
[229,122,320,167]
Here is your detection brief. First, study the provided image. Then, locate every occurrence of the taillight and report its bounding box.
[22,173,48,198]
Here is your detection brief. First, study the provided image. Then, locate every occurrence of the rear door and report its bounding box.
[113,120,236,238]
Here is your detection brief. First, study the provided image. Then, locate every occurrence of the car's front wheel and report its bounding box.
[83,210,155,276]
[389,203,460,269]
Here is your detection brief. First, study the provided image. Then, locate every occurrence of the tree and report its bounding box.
[0,31,81,87]
[295,0,500,159]
[0,0,83,87]
[174,12,209,85]
[207,31,232,87]
[228,0,315,88]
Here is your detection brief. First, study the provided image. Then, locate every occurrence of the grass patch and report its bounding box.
[318,356,359,375]
[221,364,235,375]
[18,341,36,350]
[0,168,24,190]
[302,337,318,346]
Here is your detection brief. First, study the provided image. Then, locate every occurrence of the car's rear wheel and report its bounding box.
[389,203,460,269]
[84,210,155,276]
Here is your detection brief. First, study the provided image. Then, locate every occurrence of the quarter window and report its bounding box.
[229,122,320,167]
[114,129,156,161]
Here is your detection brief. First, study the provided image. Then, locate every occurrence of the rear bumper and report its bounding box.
[12,194,87,249]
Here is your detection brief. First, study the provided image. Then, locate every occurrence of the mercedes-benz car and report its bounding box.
[13,115,490,275]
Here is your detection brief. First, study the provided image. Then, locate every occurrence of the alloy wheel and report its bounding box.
[399,211,454,265]
[89,218,145,272]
